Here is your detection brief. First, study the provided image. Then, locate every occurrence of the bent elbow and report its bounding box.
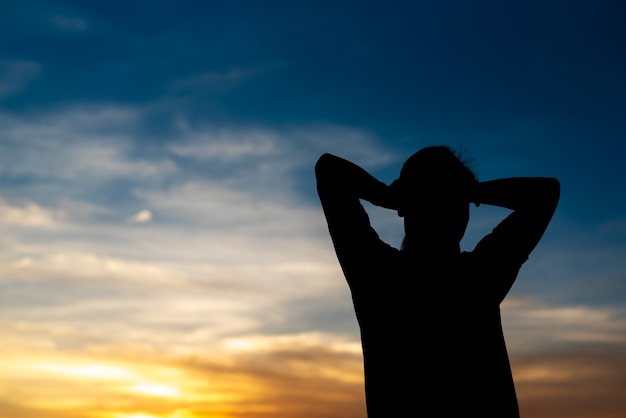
[549,177,560,201]
[544,177,561,210]
[315,153,337,180]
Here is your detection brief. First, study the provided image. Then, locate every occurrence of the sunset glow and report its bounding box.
[131,383,181,398]
[2,1,626,417]
[36,363,136,380]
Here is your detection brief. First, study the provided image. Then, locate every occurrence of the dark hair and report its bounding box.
[400,145,477,189]
[398,145,477,250]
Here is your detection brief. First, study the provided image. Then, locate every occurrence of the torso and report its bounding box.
[346,246,520,417]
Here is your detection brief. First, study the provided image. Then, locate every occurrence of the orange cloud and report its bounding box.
[3,330,626,418]
[513,344,626,418]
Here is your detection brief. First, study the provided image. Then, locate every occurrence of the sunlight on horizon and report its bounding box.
[36,363,136,380]
[0,338,366,417]
[131,383,181,397]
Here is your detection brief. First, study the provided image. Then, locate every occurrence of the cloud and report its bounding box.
[513,344,626,418]
[5,317,625,418]
[287,124,398,168]
[501,299,626,353]
[502,216,626,309]
[47,15,88,32]
[0,60,41,98]
[0,106,177,201]
[169,118,396,163]
[8,1,92,37]
[0,197,62,228]
[166,120,399,204]
[169,128,279,162]
[170,62,287,92]
[0,106,375,412]
[0,329,367,418]
[128,209,152,224]
[0,106,395,205]
[0,103,373,353]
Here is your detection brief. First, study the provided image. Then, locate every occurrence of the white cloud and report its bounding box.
[502,298,626,351]
[0,107,176,184]
[136,180,321,234]
[0,103,400,380]
[0,107,396,202]
[169,127,279,162]
[128,209,152,224]
[0,197,61,228]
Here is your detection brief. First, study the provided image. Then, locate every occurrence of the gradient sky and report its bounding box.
[1,1,625,417]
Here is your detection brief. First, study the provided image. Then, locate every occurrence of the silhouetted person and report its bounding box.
[315,146,559,417]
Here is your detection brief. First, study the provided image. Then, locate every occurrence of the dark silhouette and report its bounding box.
[315,146,560,417]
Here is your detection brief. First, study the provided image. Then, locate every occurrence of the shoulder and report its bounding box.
[461,250,522,303]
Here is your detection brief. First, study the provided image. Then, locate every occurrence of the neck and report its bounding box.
[401,235,460,257]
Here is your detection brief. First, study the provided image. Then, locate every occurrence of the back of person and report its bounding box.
[347,246,519,417]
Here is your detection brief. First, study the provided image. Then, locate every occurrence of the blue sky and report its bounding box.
[1,1,626,417]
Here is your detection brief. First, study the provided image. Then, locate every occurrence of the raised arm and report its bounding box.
[315,153,397,210]
[315,153,397,278]
[471,177,560,264]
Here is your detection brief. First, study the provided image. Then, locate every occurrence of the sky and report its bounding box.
[1,1,625,417]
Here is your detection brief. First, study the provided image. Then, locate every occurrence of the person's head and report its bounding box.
[395,145,477,252]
